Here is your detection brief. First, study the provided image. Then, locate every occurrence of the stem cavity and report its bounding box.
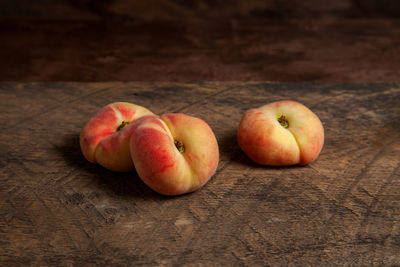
[117,121,130,131]
[278,115,289,128]
[174,140,185,153]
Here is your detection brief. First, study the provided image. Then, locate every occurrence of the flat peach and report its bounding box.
[238,100,324,166]
[80,102,155,171]
[130,113,219,195]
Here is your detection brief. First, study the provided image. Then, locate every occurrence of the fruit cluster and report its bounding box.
[80,101,324,196]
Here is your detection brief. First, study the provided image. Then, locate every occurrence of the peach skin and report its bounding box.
[130,113,219,196]
[80,102,156,171]
[237,100,324,166]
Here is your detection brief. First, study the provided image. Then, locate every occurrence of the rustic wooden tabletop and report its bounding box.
[1,82,399,265]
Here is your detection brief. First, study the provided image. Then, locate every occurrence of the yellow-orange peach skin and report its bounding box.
[130,113,219,195]
[80,102,155,171]
[237,100,324,166]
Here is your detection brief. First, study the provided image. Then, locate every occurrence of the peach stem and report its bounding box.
[278,115,289,128]
[174,140,185,153]
[117,121,130,131]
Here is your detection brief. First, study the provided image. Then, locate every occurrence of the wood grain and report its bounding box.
[1,1,400,82]
[1,82,400,266]
[2,19,400,83]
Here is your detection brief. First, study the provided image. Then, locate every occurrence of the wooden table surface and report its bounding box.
[1,82,400,266]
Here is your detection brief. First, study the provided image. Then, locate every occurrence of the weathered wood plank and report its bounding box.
[0,82,399,266]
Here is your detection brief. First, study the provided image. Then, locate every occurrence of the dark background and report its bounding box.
[1,0,400,82]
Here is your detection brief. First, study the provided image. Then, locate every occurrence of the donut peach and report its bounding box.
[237,100,324,166]
[80,102,155,171]
[130,113,219,195]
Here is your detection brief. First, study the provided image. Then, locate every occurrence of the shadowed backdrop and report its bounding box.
[1,0,399,81]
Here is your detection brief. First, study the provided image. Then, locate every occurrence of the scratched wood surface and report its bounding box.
[1,82,399,266]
